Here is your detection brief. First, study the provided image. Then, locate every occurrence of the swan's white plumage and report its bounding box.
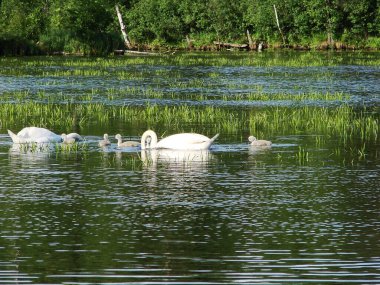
[8,127,63,143]
[115,134,140,148]
[99,134,111,147]
[248,136,272,146]
[63,133,83,142]
[141,130,218,150]
[61,133,83,144]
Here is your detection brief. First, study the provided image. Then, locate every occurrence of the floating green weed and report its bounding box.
[296,146,310,164]
[315,135,326,147]
[55,141,89,154]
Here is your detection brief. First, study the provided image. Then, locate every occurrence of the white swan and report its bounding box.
[8,127,63,143]
[99,134,111,147]
[248,135,272,146]
[115,134,140,148]
[141,130,219,150]
[61,133,84,144]
[61,133,83,143]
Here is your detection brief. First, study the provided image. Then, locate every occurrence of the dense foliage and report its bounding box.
[0,0,379,55]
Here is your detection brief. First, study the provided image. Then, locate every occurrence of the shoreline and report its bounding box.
[1,39,379,57]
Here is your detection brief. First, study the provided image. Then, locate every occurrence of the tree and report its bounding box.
[0,0,49,40]
[243,0,277,42]
[125,0,185,44]
[178,0,211,35]
[207,0,244,41]
[342,0,378,40]
[1,0,379,55]
[302,0,344,45]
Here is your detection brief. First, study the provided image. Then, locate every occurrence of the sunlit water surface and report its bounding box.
[0,53,379,284]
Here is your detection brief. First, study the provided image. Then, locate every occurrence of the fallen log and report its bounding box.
[125,50,160,55]
[113,49,125,55]
[213,41,248,49]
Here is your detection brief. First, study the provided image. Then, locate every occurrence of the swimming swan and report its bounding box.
[62,133,83,143]
[61,133,83,144]
[115,134,140,148]
[61,133,84,144]
[248,136,272,146]
[99,134,111,147]
[8,127,63,143]
[141,130,219,150]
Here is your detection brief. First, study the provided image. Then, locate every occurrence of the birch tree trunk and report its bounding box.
[115,5,132,49]
[326,6,334,48]
[246,29,254,50]
[273,5,286,46]
[186,35,194,50]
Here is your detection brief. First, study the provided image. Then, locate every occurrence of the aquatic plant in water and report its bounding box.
[0,100,378,145]
[2,53,379,80]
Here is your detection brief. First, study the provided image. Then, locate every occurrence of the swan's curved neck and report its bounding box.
[141,130,158,149]
[249,136,257,142]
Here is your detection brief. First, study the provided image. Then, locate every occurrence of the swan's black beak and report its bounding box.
[146,136,152,148]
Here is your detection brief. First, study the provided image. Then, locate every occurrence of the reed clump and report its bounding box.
[55,141,89,154]
[0,100,378,144]
[2,87,350,104]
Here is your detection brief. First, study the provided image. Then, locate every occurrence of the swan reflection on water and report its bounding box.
[139,149,216,192]
[7,139,216,169]
[248,144,272,155]
[140,149,215,167]
[9,142,55,154]
[8,143,55,169]
[8,141,86,166]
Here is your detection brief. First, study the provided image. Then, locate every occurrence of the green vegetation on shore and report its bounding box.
[1,51,379,73]
[0,0,379,55]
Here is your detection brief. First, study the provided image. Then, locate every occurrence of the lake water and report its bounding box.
[0,52,379,284]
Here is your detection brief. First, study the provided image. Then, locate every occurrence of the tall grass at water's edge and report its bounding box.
[0,101,378,144]
[1,52,380,70]
[2,101,377,166]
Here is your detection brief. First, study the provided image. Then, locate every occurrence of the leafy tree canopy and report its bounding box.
[0,0,378,55]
